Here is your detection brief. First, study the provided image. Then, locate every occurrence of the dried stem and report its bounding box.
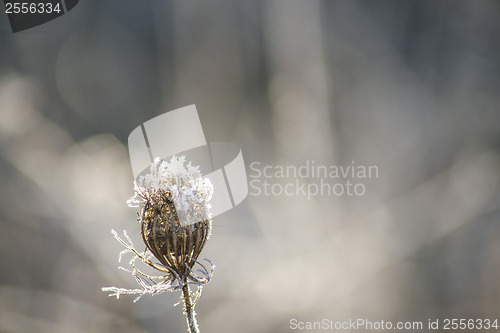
[182,284,200,333]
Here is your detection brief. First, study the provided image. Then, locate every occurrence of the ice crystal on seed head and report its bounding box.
[127,155,213,226]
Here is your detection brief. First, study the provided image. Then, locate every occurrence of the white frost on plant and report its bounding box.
[102,229,214,302]
[102,230,182,302]
[127,155,213,226]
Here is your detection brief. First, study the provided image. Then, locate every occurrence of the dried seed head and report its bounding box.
[103,156,215,301]
[140,189,211,283]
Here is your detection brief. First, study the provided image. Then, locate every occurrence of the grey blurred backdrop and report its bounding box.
[0,1,500,332]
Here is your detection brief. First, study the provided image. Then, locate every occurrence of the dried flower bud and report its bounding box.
[103,156,214,303]
[139,188,211,284]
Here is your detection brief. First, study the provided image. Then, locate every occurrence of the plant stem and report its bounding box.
[182,284,200,333]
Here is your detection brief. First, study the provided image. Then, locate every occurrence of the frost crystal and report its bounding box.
[128,155,213,226]
[102,229,214,302]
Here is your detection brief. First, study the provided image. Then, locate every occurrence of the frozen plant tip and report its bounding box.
[103,156,214,333]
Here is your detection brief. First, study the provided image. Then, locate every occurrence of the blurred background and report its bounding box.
[0,0,499,332]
